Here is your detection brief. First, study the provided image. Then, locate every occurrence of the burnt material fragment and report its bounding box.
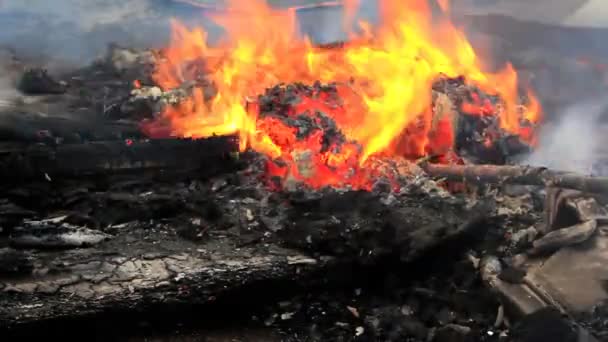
[432,75,535,164]
[498,266,527,284]
[0,248,33,276]
[8,216,111,249]
[10,226,112,249]
[432,324,473,342]
[0,136,239,182]
[511,308,579,342]
[279,187,493,263]
[530,220,597,255]
[18,68,67,95]
[0,113,145,144]
[422,163,608,195]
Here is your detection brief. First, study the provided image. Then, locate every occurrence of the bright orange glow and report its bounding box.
[148,0,542,189]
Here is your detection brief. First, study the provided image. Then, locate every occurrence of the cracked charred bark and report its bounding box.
[0,189,492,329]
[0,227,330,329]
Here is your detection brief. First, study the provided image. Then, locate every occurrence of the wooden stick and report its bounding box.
[421,163,608,194]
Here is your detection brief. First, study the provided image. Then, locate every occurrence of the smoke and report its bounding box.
[0,75,18,107]
[0,0,185,67]
[0,0,382,67]
[0,48,21,106]
[296,0,379,44]
[524,100,608,175]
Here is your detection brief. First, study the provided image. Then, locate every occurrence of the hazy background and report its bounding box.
[0,0,180,65]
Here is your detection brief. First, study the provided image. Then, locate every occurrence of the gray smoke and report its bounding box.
[0,0,205,66]
[0,0,379,66]
[524,100,608,175]
[0,0,383,65]
[0,48,21,106]
[296,0,379,44]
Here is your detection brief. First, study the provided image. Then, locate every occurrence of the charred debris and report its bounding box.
[0,45,605,341]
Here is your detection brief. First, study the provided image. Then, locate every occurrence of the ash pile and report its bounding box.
[0,45,605,342]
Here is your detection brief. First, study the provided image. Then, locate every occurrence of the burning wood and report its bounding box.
[142,0,541,192]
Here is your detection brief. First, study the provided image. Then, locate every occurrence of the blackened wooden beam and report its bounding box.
[422,163,608,194]
[0,135,239,181]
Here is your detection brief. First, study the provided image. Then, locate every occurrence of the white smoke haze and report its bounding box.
[0,74,18,107]
[0,0,383,72]
[524,100,608,175]
[1,0,155,30]
[0,0,210,104]
[0,0,176,66]
[0,48,22,106]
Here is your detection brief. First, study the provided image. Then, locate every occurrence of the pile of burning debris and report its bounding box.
[1,1,607,341]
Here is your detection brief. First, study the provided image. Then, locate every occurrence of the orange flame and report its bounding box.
[150,0,542,189]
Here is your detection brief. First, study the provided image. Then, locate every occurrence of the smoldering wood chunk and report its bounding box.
[565,197,608,223]
[431,75,534,164]
[422,164,608,195]
[18,68,67,95]
[530,220,597,255]
[0,136,240,182]
[543,188,584,233]
[0,112,144,144]
[120,85,207,121]
[119,86,164,120]
[9,218,112,249]
[534,189,606,254]
[498,266,527,284]
[105,44,155,73]
[279,189,493,263]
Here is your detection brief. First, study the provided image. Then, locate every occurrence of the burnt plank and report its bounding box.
[422,163,608,195]
[0,112,144,143]
[0,136,240,181]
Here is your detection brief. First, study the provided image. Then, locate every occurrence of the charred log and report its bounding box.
[0,136,239,181]
[0,233,331,329]
[18,68,67,95]
[0,112,144,143]
[422,163,608,194]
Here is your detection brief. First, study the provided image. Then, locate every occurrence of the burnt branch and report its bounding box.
[422,163,608,194]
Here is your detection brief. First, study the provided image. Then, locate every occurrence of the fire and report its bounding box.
[149,0,541,189]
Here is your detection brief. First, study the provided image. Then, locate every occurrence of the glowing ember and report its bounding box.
[147,0,542,190]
